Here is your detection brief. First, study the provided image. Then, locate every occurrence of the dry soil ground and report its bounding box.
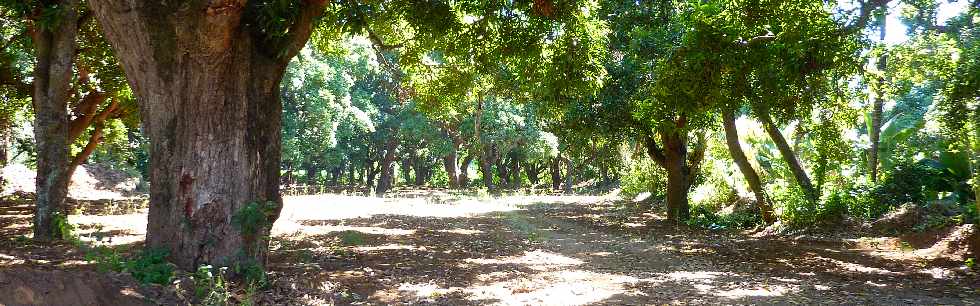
[1,192,978,305]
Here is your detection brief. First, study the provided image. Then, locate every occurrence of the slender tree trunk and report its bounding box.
[869,16,887,183]
[400,156,412,185]
[32,0,79,242]
[550,157,562,191]
[443,154,459,188]
[305,164,319,186]
[757,111,820,203]
[524,162,541,186]
[459,154,473,188]
[511,157,521,189]
[722,109,776,223]
[377,137,399,195]
[413,157,426,186]
[495,157,510,188]
[89,0,323,270]
[366,159,377,189]
[0,117,10,188]
[600,162,609,190]
[563,158,574,193]
[480,151,496,192]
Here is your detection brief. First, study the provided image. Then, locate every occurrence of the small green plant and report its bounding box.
[234,259,268,288]
[193,265,231,306]
[12,235,30,247]
[965,258,976,269]
[233,201,278,238]
[340,230,366,246]
[899,241,914,252]
[85,245,125,273]
[126,248,175,285]
[51,212,77,242]
[686,205,762,230]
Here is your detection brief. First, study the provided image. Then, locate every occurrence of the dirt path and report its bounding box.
[2,194,977,305]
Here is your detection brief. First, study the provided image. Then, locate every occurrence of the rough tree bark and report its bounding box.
[756,110,820,203]
[89,0,325,270]
[722,109,776,223]
[31,0,79,241]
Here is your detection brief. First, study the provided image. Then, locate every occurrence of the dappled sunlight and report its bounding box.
[293,224,415,236]
[715,286,792,299]
[354,244,420,252]
[459,270,639,306]
[69,214,146,246]
[814,256,903,276]
[437,228,485,235]
[462,250,585,271]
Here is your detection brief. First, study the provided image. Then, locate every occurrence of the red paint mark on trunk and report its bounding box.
[180,174,194,218]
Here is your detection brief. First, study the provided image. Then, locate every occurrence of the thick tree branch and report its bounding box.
[644,134,668,169]
[736,34,776,48]
[278,0,329,64]
[68,91,109,141]
[842,0,893,34]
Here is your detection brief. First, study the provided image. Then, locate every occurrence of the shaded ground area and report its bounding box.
[1,193,977,305]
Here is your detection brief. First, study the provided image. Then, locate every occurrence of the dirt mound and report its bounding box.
[917,224,979,261]
[0,268,153,306]
[1,163,143,199]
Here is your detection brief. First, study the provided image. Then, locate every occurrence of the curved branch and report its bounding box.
[278,0,329,64]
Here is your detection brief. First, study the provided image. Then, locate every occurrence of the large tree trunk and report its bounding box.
[869,16,887,184]
[722,109,776,223]
[32,0,79,242]
[645,124,705,222]
[661,132,690,221]
[756,111,820,203]
[89,0,323,270]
